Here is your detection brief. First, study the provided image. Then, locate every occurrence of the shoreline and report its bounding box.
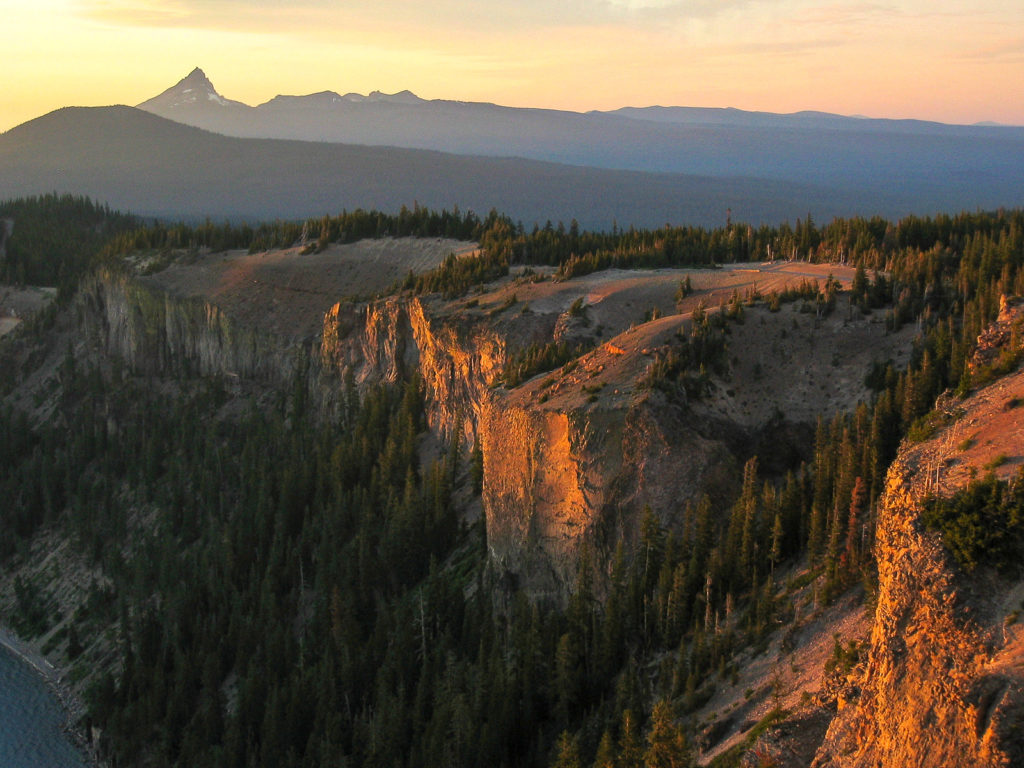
[0,623,100,768]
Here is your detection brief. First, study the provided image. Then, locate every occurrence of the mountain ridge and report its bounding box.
[0,104,899,229]
[141,68,1017,131]
[126,69,1024,221]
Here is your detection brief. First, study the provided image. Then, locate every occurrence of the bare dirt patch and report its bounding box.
[0,285,56,338]
[476,263,912,426]
[695,587,870,766]
[700,297,915,428]
[490,261,858,341]
[143,237,476,338]
[905,366,1024,498]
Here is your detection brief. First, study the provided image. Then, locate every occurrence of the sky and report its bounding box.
[3,0,1023,132]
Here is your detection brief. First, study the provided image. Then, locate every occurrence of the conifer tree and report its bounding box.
[552,731,582,768]
[592,731,616,768]
[644,699,691,768]
[618,710,644,768]
[845,476,869,574]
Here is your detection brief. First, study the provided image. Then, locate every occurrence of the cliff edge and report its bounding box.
[813,297,1024,767]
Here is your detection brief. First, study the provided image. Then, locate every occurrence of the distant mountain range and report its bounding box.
[1,106,861,228]
[0,68,1022,228]
[137,70,1024,187]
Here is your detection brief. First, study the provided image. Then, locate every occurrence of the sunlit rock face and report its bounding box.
[813,300,1024,768]
[85,264,913,606]
[323,293,745,602]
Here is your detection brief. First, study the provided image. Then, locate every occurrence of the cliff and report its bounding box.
[812,299,1024,767]
[320,293,754,598]
[321,297,506,443]
[321,268,915,599]
[480,384,739,599]
[76,259,918,602]
[321,294,740,597]
[78,269,299,383]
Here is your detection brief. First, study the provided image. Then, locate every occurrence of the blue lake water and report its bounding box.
[0,644,88,768]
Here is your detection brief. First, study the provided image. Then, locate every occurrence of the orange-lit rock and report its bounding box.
[813,303,1024,768]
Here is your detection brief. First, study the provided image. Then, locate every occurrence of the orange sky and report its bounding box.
[3,0,1023,131]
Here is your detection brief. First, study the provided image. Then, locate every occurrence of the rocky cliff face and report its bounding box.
[812,301,1024,768]
[813,454,1024,767]
[321,297,506,443]
[80,264,913,603]
[322,294,745,599]
[480,391,738,599]
[79,270,299,383]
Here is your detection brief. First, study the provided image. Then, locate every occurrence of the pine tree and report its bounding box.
[845,476,868,574]
[618,709,644,768]
[592,731,616,768]
[769,512,784,579]
[643,699,691,768]
[554,632,582,725]
[551,730,582,768]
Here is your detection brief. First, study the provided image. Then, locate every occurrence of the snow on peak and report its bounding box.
[138,67,234,110]
[180,67,216,92]
[139,70,428,114]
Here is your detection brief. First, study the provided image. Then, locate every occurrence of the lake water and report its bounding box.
[0,644,89,768]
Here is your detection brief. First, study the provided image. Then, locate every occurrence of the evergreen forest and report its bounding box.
[1,196,1023,767]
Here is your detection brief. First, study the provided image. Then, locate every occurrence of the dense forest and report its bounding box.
[1,196,1023,767]
[0,194,139,296]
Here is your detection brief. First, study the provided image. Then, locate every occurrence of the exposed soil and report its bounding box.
[142,237,476,339]
[0,285,56,337]
[472,262,915,428]
[921,369,1024,495]
[491,261,857,337]
[694,585,869,765]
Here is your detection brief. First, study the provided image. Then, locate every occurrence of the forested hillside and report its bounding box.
[0,194,138,295]
[0,198,1022,767]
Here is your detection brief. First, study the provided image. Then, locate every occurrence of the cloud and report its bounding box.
[80,0,356,33]
[958,37,1024,62]
[798,2,893,27]
[711,38,845,56]
[78,0,770,35]
[83,0,194,27]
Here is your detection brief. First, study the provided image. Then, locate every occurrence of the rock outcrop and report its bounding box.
[321,297,506,443]
[78,263,917,602]
[480,391,738,599]
[812,301,1024,768]
[79,270,299,383]
[322,294,745,599]
[812,455,1024,766]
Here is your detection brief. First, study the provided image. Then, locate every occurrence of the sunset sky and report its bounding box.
[4,0,1023,132]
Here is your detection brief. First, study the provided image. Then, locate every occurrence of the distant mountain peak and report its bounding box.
[138,68,242,111]
[181,67,214,88]
[259,91,350,109]
[367,90,424,105]
[139,70,429,115]
[184,67,207,79]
